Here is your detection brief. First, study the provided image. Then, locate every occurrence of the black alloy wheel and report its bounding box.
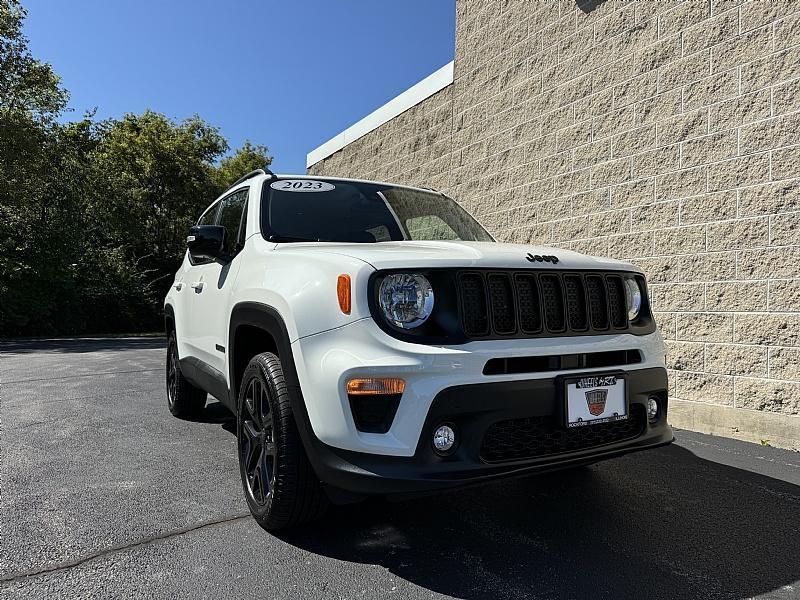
[236,352,328,530]
[166,342,179,409]
[165,332,207,418]
[239,377,277,506]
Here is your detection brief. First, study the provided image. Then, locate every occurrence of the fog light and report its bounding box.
[647,397,659,421]
[433,424,456,454]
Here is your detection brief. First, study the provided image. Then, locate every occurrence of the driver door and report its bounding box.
[189,187,249,378]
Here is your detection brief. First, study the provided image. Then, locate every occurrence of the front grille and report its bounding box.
[540,274,565,332]
[460,273,489,336]
[487,274,515,334]
[458,270,633,339]
[480,404,647,463]
[515,275,542,333]
[563,274,587,330]
[586,275,609,329]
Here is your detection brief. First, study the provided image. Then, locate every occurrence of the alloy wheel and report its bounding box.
[240,377,277,506]
[166,343,178,407]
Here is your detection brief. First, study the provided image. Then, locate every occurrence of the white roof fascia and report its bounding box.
[306,60,454,168]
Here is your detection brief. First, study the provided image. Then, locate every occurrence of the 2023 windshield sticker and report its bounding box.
[270,179,335,192]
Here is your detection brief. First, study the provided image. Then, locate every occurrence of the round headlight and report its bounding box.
[624,277,642,321]
[378,273,434,329]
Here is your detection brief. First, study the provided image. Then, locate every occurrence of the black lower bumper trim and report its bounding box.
[291,367,672,497]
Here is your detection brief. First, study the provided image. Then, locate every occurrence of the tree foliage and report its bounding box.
[0,1,272,336]
[0,0,67,118]
[215,140,272,188]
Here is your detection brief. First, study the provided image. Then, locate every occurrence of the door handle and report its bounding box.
[190,281,204,292]
[173,282,183,291]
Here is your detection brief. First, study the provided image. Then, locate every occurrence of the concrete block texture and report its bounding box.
[309,0,800,446]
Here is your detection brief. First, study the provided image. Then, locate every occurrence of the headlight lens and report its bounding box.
[624,277,643,321]
[378,273,434,329]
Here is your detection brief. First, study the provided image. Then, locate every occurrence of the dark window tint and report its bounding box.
[263,180,493,243]
[217,189,248,255]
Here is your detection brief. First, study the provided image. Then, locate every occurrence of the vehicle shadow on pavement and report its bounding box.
[188,400,237,431]
[277,444,800,600]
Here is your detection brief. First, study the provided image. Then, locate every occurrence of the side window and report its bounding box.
[197,200,220,226]
[217,189,248,256]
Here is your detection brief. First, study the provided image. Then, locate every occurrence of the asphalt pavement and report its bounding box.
[1,337,798,599]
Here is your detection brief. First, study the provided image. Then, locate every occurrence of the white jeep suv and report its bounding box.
[164,169,672,530]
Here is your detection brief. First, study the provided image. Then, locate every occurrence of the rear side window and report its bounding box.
[217,188,248,255]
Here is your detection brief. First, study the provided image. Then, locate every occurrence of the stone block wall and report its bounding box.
[309,0,800,448]
[309,85,455,192]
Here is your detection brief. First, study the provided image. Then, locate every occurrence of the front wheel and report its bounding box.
[237,352,328,530]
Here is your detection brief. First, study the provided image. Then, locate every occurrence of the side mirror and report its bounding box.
[187,225,225,262]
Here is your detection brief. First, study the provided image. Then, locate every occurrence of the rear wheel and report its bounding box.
[237,352,328,530]
[166,332,207,418]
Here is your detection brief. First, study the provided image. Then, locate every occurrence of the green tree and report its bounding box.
[87,111,229,283]
[0,1,274,336]
[215,140,272,189]
[0,0,67,118]
[0,0,77,335]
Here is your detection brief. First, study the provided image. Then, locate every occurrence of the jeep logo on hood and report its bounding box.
[526,253,559,264]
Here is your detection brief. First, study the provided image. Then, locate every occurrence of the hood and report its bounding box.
[274,240,637,272]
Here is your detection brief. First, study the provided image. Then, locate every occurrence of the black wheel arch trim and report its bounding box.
[228,302,325,475]
[164,303,176,335]
[228,302,302,392]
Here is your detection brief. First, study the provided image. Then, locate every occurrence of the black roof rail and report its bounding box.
[230,166,275,188]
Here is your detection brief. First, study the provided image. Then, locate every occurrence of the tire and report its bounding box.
[237,352,328,530]
[166,332,207,418]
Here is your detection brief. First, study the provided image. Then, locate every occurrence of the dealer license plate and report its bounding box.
[565,374,627,428]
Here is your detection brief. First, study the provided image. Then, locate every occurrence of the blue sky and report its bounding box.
[23,0,455,173]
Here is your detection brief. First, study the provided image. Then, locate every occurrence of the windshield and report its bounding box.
[261,178,494,243]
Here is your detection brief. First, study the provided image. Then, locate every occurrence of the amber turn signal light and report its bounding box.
[346,377,406,396]
[337,274,351,314]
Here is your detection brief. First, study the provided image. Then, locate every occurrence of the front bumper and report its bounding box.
[291,317,668,456]
[290,366,672,497]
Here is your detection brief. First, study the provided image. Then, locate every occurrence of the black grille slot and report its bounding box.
[586,275,609,330]
[459,273,489,336]
[563,275,588,331]
[515,275,542,333]
[606,275,627,328]
[540,275,565,332]
[487,274,516,334]
[480,404,647,463]
[483,349,642,375]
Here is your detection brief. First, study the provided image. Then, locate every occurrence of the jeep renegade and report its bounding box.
[164,169,672,530]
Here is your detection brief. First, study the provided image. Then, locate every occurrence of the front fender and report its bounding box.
[229,243,376,342]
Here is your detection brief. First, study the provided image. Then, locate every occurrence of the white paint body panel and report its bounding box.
[165,173,664,456]
[279,239,636,272]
